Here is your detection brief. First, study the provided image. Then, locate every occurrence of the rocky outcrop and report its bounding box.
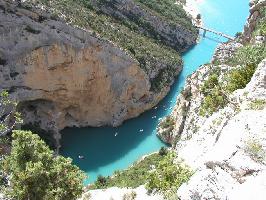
[89,0,197,52]
[177,59,266,200]
[155,0,266,198]
[157,40,243,145]
[0,0,194,147]
[156,1,266,198]
[243,0,266,42]
[79,0,265,199]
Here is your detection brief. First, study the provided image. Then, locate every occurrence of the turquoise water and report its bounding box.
[60,0,249,185]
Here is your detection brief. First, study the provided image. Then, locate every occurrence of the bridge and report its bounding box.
[195,26,235,40]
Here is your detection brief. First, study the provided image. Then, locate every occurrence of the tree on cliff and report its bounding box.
[2,130,86,200]
[0,90,22,136]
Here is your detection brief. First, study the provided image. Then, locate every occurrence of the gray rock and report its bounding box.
[0,0,187,149]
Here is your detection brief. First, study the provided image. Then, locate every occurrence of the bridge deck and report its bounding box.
[195,26,235,40]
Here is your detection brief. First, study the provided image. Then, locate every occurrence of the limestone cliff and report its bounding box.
[0,0,197,147]
[79,1,265,200]
[157,1,266,199]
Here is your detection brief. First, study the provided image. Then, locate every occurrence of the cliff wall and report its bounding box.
[0,0,197,146]
[157,1,266,199]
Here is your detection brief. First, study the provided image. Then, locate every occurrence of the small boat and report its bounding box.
[78,155,85,159]
[115,132,118,136]
[152,116,157,119]
[139,129,144,132]
[154,106,158,110]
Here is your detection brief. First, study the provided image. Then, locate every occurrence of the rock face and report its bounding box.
[177,59,266,200]
[80,1,265,199]
[157,40,244,145]
[0,0,194,146]
[156,1,266,198]
[89,0,197,52]
[243,0,266,42]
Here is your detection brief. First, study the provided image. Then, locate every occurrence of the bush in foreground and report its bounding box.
[2,130,86,200]
[146,152,192,198]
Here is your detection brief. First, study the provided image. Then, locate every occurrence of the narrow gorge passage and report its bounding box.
[60,0,250,185]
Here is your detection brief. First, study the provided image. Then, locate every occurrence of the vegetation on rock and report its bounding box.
[26,0,197,92]
[253,6,266,37]
[146,152,192,198]
[200,43,266,116]
[200,69,228,116]
[248,99,266,110]
[0,91,22,136]
[89,151,191,198]
[0,91,86,199]
[90,153,164,189]
[157,116,177,144]
[2,130,86,200]
[122,191,137,200]
[245,138,266,163]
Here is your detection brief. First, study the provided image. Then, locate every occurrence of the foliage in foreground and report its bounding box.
[90,153,164,189]
[146,152,192,198]
[2,130,86,200]
[90,150,192,198]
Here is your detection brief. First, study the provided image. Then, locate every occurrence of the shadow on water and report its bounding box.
[60,71,183,175]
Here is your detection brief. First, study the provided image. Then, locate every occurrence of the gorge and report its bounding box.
[61,0,250,185]
[1,0,265,199]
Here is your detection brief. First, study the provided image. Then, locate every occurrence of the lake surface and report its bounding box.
[60,0,249,185]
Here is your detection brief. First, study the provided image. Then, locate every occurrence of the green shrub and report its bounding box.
[200,70,227,116]
[254,7,266,36]
[201,74,219,95]
[226,64,256,93]
[225,44,265,93]
[245,139,265,163]
[158,116,176,141]
[0,91,22,137]
[223,44,266,93]
[2,130,86,200]
[248,99,266,110]
[95,175,109,188]
[159,116,175,129]
[89,153,167,189]
[146,152,192,198]
[159,147,168,156]
[200,89,228,116]
[226,44,266,67]
[235,32,242,37]
[122,191,137,200]
[200,43,266,117]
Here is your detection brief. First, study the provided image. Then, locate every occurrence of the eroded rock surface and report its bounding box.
[0,0,188,146]
[157,1,266,198]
